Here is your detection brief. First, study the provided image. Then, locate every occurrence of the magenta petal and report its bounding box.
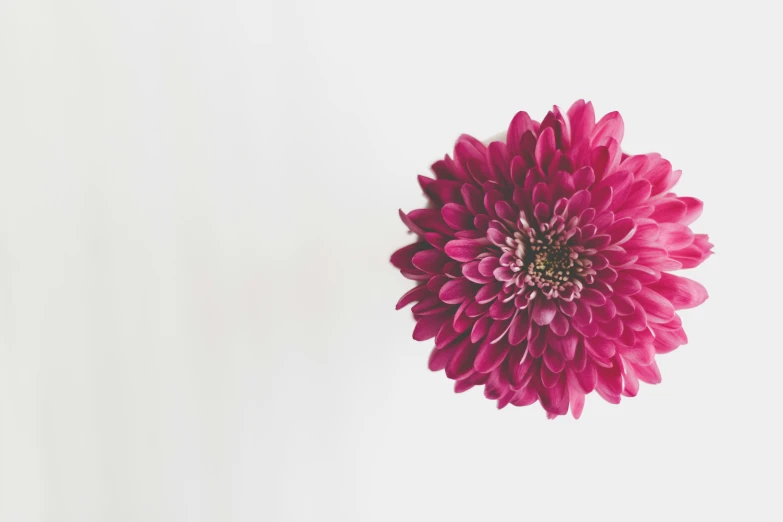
[445,337,479,380]
[424,232,447,251]
[439,278,479,304]
[489,299,515,320]
[584,234,612,250]
[550,330,578,360]
[419,175,463,205]
[484,367,510,399]
[461,184,485,215]
[453,303,476,333]
[487,227,507,246]
[569,385,586,419]
[648,272,708,310]
[622,364,640,397]
[606,217,636,245]
[510,386,539,407]
[508,311,530,346]
[622,343,655,366]
[591,111,624,147]
[552,171,576,200]
[507,111,534,157]
[597,316,623,339]
[535,127,557,172]
[407,209,453,236]
[470,314,491,343]
[478,256,501,277]
[539,372,569,415]
[633,287,675,324]
[454,372,489,393]
[572,166,595,191]
[570,351,595,377]
[567,100,595,147]
[488,141,511,184]
[543,346,566,373]
[398,209,426,236]
[435,320,461,349]
[595,362,623,401]
[441,203,474,231]
[462,260,494,284]
[565,190,591,218]
[475,340,510,373]
[573,300,593,325]
[413,312,450,341]
[633,360,662,384]
[618,180,652,210]
[613,272,642,296]
[465,299,490,318]
[624,265,661,284]
[428,344,456,371]
[493,266,515,282]
[475,281,502,303]
[540,363,560,388]
[581,288,607,307]
[572,320,598,338]
[574,362,597,393]
[590,146,610,180]
[658,223,694,251]
[559,299,577,317]
[592,299,617,323]
[487,315,514,343]
[412,296,450,315]
[624,304,648,331]
[528,326,547,357]
[549,311,570,336]
[396,284,429,310]
[494,200,518,222]
[510,351,535,390]
[592,211,614,231]
[652,326,688,354]
[612,295,635,315]
[669,234,713,268]
[444,239,486,262]
[584,336,616,359]
[532,182,552,206]
[411,249,449,274]
[391,241,428,270]
[532,298,558,325]
[590,186,613,213]
[650,198,687,223]
[678,197,704,226]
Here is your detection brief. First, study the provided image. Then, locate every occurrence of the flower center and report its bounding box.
[527,241,576,288]
[496,211,594,303]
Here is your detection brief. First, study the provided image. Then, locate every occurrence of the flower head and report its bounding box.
[392,100,712,418]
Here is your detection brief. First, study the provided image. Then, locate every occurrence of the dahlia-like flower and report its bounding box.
[392,100,712,419]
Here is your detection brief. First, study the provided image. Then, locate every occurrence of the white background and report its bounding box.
[0,1,781,521]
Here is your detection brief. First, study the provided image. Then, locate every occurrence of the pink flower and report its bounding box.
[392,100,712,419]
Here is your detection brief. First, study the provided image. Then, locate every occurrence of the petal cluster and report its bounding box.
[392,100,712,418]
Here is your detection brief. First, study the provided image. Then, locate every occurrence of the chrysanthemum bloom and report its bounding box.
[392,100,712,418]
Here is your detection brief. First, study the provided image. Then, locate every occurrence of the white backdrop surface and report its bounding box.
[0,1,781,521]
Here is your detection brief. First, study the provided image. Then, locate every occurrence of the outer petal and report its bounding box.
[648,273,709,310]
